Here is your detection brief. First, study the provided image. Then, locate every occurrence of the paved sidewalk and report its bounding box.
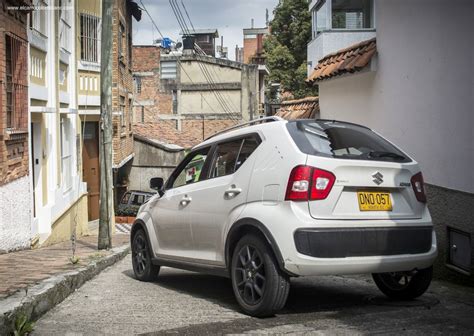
[0,234,129,300]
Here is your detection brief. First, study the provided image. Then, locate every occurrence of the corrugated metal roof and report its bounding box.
[179,29,219,37]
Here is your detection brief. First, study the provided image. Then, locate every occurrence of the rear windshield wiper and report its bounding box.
[368,151,406,160]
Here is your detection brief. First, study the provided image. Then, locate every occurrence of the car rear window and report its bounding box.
[286,120,411,163]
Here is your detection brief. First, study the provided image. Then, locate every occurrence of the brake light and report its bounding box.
[285,165,311,201]
[411,172,427,203]
[285,166,335,201]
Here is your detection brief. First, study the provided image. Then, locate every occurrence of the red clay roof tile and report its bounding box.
[275,97,319,120]
[307,38,376,83]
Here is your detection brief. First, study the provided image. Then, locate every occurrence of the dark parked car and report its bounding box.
[117,190,154,216]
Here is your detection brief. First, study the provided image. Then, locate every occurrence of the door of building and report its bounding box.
[82,122,100,221]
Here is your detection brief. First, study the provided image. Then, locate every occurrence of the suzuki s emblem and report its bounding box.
[372,172,384,185]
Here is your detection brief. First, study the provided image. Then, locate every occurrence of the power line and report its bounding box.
[172,0,240,120]
[136,0,238,123]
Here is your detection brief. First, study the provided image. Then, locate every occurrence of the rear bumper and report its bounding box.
[284,230,438,276]
[294,226,432,258]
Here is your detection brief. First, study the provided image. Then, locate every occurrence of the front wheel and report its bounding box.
[231,234,290,317]
[372,266,433,300]
[132,229,160,282]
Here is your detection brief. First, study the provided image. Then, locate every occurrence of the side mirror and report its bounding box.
[150,177,164,196]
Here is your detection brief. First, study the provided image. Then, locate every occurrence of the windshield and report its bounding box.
[287,120,411,163]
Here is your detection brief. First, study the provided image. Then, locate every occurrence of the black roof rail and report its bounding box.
[204,116,284,141]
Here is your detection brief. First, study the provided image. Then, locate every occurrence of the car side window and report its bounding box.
[209,135,260,179]
[235,137,260,171]
[209,139,243,178]
[131,194,145,206]
[171,147,210,189]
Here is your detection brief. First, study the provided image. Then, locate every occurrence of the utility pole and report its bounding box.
[98,0,114,249]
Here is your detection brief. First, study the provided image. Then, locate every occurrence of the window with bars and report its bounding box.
[30,0,48,36]
[80,13,100,63]
[133,76,141,93]
[5,34,28,132]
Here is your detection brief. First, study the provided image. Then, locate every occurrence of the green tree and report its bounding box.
[264,0,317,99]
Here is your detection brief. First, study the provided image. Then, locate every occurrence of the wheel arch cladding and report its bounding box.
[131,219,149,245]
[225,218,291,275]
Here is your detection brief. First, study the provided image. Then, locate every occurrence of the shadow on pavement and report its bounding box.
[122,267,382,315]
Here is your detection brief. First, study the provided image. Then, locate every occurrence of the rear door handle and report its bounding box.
[180,195,192,207]
[224,185,242,199]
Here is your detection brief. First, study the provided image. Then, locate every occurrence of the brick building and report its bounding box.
[242,26,269,115]
[132,45,259,146]
[132,45,171,123]
[111,0,141,204]
[0,0,31,252]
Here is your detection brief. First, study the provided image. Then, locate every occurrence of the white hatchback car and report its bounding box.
[131,117,437,317]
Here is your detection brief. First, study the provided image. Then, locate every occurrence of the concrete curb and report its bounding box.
[0,244,130,335]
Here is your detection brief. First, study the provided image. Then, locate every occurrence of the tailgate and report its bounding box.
[306,157,424,220]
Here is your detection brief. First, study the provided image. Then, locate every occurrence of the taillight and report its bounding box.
[411,172,427,203]
[285,165,312,201]
[310,168,336,200]
[285,165,335,201]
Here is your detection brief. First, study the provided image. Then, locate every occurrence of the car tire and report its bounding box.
[231,234,290,317]
[372,266,433,300]
[132,229,160,282]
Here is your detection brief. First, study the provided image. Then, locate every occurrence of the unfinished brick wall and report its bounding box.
[111,0,134,166]
[132,45,173,123]
[0,3,30,186]
[182,119,236,142]
[243,37,258,64]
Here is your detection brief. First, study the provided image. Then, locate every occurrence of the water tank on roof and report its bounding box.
[161,37,172,49]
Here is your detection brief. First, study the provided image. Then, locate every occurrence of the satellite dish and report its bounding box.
[175,42,183,49]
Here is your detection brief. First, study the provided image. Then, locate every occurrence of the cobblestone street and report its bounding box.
[33,255,474,335]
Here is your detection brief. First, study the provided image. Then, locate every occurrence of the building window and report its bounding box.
[5,35,28,131]
[172,90,178,114]
[59,0,72,51]
[128,31,132,67]
[59,66,67,86]
[160,61,177,79]
[196,35,210,43]
[118,22,125,59]
[134,76,142,93]
[332,0,373,29]
[80,13,100,63]
[120,96,126,130]
[61,116,73,191]
[30,0,48,36]
[128,99,132,131]
[312,0,373,36]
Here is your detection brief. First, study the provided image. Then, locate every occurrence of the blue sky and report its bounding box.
[133,0,278,60]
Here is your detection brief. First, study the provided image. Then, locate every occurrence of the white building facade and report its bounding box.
[308,0,474,281]
[28,0,89,247]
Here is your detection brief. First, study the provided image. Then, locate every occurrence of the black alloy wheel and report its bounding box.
[231,234,290,317]
[372,266,433,300]
[234,245,266,305]
[132,229,160,281]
